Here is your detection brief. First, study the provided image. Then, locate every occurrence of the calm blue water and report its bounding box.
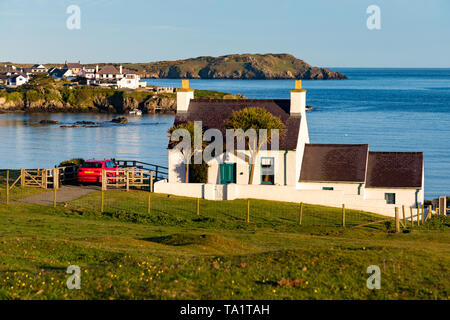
[0,69,449,198]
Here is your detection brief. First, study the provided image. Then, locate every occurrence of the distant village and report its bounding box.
[0,61,175,92]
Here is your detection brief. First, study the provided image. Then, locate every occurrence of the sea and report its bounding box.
[0,68,449,198]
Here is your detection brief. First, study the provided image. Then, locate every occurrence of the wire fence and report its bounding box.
[1,168,443,232]
[31,188,393,230]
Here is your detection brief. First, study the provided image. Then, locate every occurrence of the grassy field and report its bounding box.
[0,187,449,300]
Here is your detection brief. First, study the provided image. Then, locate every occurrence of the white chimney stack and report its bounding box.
[290,80,307,116]
[96,65,99,73]
[119,65,123,74]
[176,79,194,112]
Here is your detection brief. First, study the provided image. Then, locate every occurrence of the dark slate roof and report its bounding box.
[299,144,369,183]
[366,152,423,188]
[172,99,301,150]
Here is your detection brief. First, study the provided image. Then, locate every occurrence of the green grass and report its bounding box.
[0,170,47,201]
[68,191,386,230]
[194,90,242,100]
[0,190,449,300]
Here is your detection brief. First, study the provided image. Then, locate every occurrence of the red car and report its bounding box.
[77,159,118,184]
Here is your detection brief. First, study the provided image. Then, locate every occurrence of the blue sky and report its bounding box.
[1,0,449,67]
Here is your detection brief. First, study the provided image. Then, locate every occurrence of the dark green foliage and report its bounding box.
[59,158,85,167]
[418,215,450,230]
[189,162,209,183]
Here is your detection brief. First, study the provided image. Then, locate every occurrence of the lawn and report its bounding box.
[0,189,449,300]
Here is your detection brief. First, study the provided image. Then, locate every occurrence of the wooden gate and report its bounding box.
[102,168,154,191]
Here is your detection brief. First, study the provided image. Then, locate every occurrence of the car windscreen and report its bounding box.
[81,162,102,168]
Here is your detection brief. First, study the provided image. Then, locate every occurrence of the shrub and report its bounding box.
[5,91,23,102]
[59,158,85,167]
[189,162,209,183]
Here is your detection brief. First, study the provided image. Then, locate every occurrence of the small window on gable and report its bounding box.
[322,187,334,191]
[385,193,396,205]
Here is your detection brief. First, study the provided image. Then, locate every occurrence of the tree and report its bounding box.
[224,107,284,184]
[168,121,205,183]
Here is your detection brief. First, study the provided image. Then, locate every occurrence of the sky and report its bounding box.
[0,0,449,67]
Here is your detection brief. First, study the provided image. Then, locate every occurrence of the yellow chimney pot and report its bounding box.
[182,79,190,89]
[295,80,302,89]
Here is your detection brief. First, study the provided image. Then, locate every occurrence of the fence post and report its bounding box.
[6,170,9,205]
[42,170,47,189]
[417,207,420,226]
[53,188,57,208]
[150,171,154,192]
[342,204,346,227]
[20,168,24,187]
[402,205,406,225]
[147,192,151,214]
[247,199,250,223]
[299,202,303,225]
[395,207,400,233]
[421,204,424,224]
[409,206,413,228]
[439,196,446,216]
[102,170,106,191]
[101,190,104,213]
[53,168,59,189]
[428,205,432,221]
[197,198,200,216]
[126,170,130,192]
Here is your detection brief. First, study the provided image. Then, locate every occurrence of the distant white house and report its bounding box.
[94,64,146,89]
[155,80,424,217]
[30,64,48,74]
[0,64,29,86]
[7,74,28,86]
[80,68,96,79]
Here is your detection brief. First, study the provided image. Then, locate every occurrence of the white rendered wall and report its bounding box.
[176,91,194,112]
[365,187,423,208]
[297,182,363,195]
[154,181,420,217]
[204,150,294,186]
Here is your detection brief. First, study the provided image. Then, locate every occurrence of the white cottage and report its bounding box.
[7,74,28,86]
[155,80,424,216]
[94,65,145,89]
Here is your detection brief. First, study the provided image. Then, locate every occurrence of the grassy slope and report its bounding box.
[0,189,449,300]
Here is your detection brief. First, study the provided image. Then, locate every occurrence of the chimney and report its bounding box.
[290,80,306,116]
[176,79,194,112]
[119,65,123,74]
[96,65,99,73]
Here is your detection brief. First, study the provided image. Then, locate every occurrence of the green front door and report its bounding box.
[220,163,236,185]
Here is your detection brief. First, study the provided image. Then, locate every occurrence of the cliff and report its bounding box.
[136,53,347,80]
